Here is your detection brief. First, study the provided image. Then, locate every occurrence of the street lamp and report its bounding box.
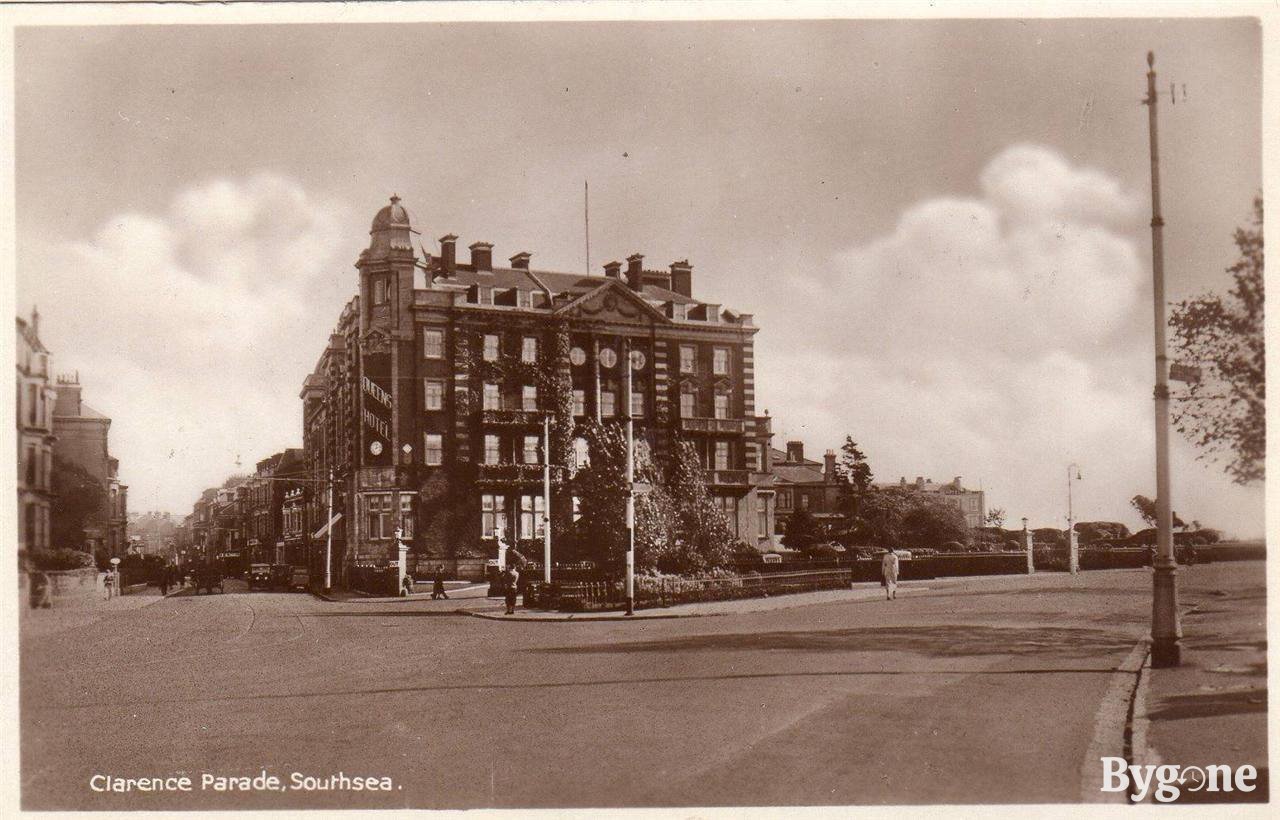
[1143,51,1181,667]
[1067,464,1082,575]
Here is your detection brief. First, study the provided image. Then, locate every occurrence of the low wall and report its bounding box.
[1203,542,1265,562]
[408,557,489,582]
[20,568,103,610]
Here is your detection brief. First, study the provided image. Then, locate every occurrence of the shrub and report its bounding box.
[941,541,965,552]
[805,543,840,560]
[28,548,97,571]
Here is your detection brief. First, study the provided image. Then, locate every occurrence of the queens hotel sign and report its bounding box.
[361,361,393,464]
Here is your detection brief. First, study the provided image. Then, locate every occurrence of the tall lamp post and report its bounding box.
[623,338,636,617]
[1144,51,1181,667]
[543,413,552,585]
[1066,464,1082,575]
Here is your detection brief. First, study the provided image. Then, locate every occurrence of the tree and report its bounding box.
[50,455,104,551]
[838,488,968,549]
[571,422,734,576]
[1129,494,1186,530]
[899,496,969,548]
[662,438,737,574]
[984,508,1007,528]
[1169,196,1264,484]
[783,508,823,551]
[836,435,874,495]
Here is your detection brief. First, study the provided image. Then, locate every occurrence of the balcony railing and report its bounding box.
[680,417,746,434]
[703,469,750,486]
[480,409,545,426]
[476,463,560,484]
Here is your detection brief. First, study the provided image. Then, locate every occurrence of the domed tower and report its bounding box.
[358,194,420,336]
[356,196,421,474]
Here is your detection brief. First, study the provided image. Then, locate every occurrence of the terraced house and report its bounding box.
[300,196,776,584]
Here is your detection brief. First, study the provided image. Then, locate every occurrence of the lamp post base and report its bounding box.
[625,596,634,616]
[1150,558,1182,668]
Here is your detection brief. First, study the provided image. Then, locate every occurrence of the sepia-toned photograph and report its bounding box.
[5,2,1270,814]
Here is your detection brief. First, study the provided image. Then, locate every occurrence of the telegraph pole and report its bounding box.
[543,413,552,584]
[624,338,635,616]
[1144,51,1181,667]
[1067,464,1081,575]
[324,468,334,592]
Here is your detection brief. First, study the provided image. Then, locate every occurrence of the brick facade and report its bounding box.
[300,197,777,583]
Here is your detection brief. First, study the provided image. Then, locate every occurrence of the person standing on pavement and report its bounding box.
[432,565,449,600]
[159,564,171,596]
[881,548,900,600]
[503,564,520,614]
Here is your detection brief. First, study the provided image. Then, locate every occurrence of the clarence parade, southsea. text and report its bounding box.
[89,771,398,793]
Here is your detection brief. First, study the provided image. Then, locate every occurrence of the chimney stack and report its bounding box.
[603,260,622,279]
[786,440,804,463]
[953,476,963,490]
[824,450,837,483]
[670,260,693,297]
[625,253,644,291]
[915,476,925,489]
[509,252,531,270]
[469,241,493,272]
[438,235,457,273]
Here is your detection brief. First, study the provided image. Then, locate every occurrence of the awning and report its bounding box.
[313,512,343,539]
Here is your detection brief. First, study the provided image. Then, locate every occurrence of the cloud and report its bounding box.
[755,144,1261,533]
[19,173,355,513]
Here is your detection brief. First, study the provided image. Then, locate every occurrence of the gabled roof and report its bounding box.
[552,277,672,323]
[772,464,827,485]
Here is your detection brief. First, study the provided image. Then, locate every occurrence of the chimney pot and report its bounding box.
[439,234,458,273]
[669,260,693,298]
[625,253,644,291]
[469,241,493,272]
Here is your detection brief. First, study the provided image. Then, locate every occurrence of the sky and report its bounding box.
[11,15,1265,536]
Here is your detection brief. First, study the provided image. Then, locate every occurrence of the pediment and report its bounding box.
[361,327,392,354]
[554,280,669,325]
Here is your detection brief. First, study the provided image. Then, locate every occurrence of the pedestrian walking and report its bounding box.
[159,564,171,596]
[29,569,52,609]
[432,565,449,600]
[881,548,900,600]
[503,564,520,614]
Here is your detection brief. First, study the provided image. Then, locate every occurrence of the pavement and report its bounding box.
[1131,564,1269,803]
[17,562,1267,810]
[468,583,931,620]
[18,585,170,640]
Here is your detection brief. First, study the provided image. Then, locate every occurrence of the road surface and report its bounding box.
[19,562,1261,809]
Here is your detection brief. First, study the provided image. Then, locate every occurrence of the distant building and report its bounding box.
[244,448,306,565]
[16,308,56,553]
[770,441,845,537]
[52,373,127,556]
[129,511,178,558]
[875,475,986,529]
